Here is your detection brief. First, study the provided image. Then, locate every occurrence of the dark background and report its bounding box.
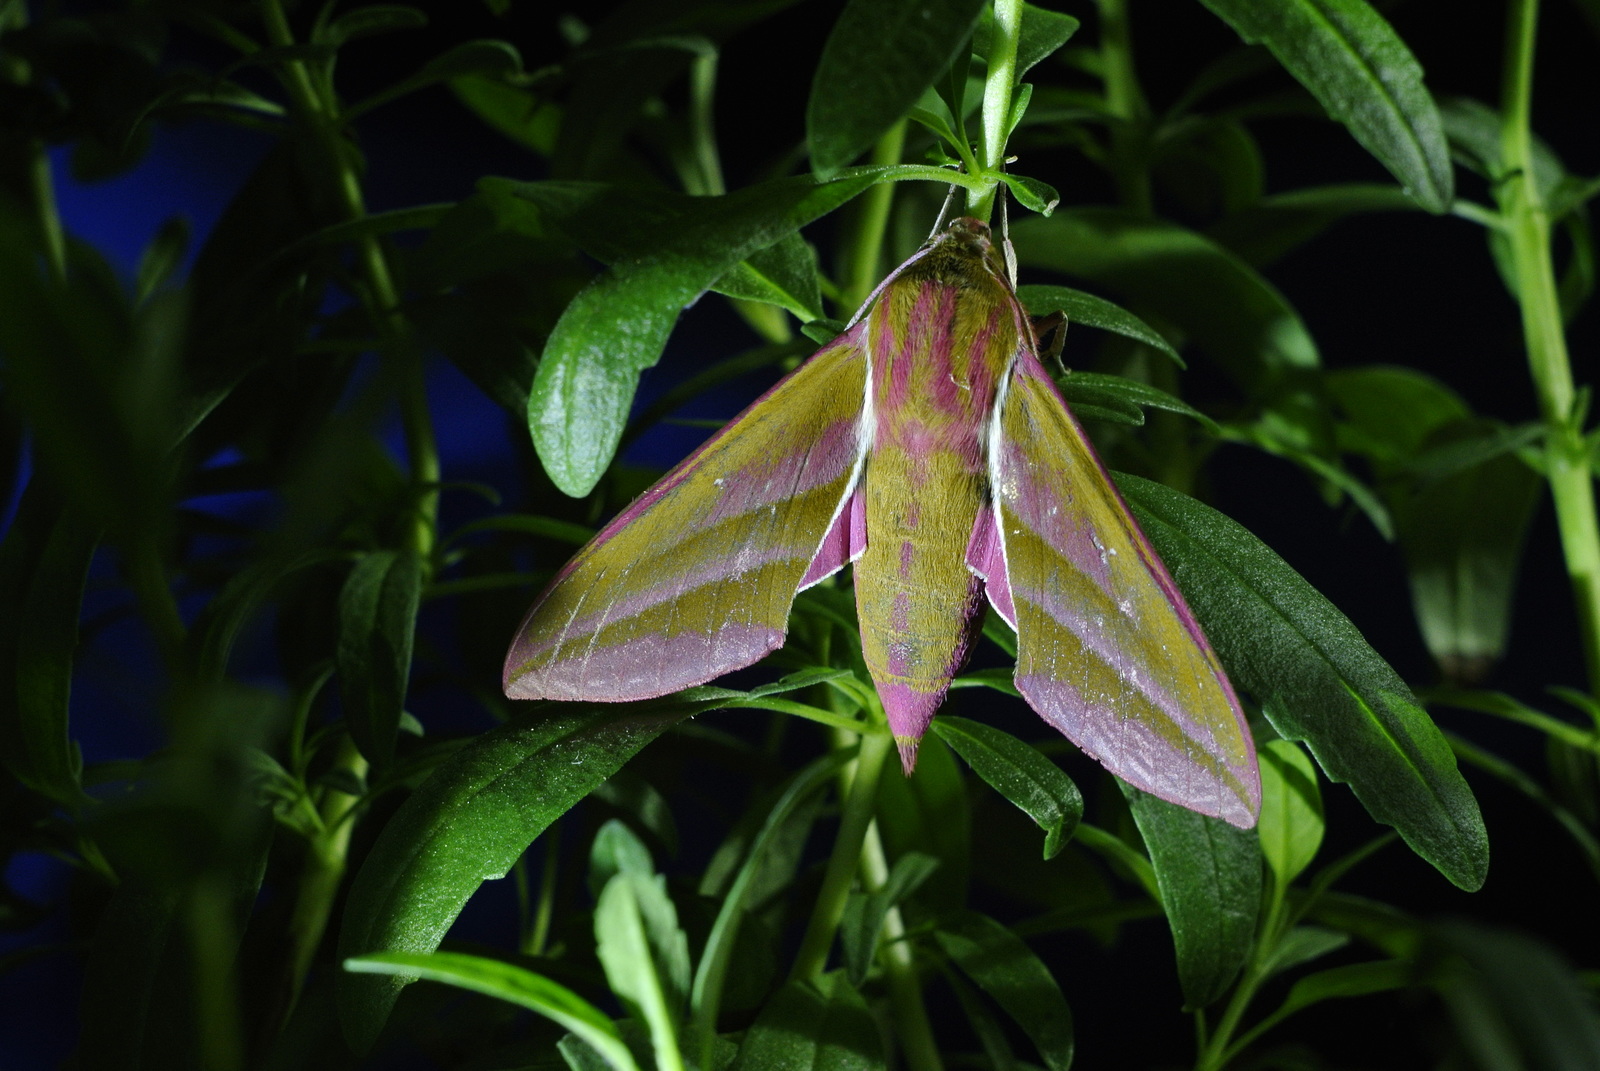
[4,0,1598,1066]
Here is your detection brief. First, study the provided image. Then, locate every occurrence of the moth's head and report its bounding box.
[923,216,1010,287]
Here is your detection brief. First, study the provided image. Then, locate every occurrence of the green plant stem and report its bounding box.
[259,0,440,566]
[970,0,1024,222]
[688,50,724,197]
[1097,0,1152,214]
[278,740,366,1028]
[28,147,67,282]
[188,875,245,1071]
[526,825,561,957]
[860,819,944,1071]
[840,121,907,313]
[790,730,892,981]
[1499,0,1600,694]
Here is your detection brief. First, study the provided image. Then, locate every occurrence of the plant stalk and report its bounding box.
[970,0,1024,222]
[259,0,440,566]
[1499,0,1600,693]
[790,730,892,981]
[860,819,944,1071]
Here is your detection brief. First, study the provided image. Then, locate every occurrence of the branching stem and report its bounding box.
[1499,0,1600,694]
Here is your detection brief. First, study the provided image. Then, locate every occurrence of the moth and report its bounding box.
[505,216,1260,828]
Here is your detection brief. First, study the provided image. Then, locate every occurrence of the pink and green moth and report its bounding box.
[504,215,1261,828]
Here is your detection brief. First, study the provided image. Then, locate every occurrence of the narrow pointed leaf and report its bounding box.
[1057,372,1218,432]
[840,852,939,986]
[1125,788,1261,1009]
[934,911,1074,1071]
[337,549,424,767]
[1017,283,1182,364]
[711,231,825,320]
[695,748,858,1031]
[1198,0,1452,212]
[932,715,1082,859]
[345,951,639,1071]
[1117,474,1489,891]
[337,705,686,1053]
[1,506,95,806]
[1261,925,1350,981]
[807,0,988,177]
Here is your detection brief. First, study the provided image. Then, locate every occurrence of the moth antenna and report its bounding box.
[929,183,962,239]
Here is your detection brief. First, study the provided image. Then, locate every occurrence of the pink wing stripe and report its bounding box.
[1014,670,1252,826]
[964,504,1015,627]
[506,625,783,702]
[800,486,867,589]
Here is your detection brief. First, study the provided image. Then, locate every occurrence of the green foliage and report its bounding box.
[2,1,1597,1069]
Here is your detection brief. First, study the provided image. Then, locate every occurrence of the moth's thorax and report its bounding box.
[865,248,1020,468]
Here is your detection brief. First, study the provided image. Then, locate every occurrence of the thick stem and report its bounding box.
[259,0,440,565]
[969,0,1024,222]
[790,731,893,981]
[1499,0,1600,692]
[277,742,366,1027]
[860,820,944,1071]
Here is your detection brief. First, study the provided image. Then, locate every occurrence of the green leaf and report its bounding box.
[1012,209,1319,388]
[1261,925,1350,981]
[807,0,988,177]
[934,911,1074,1071]
[694,748,857,1033]
[589,819,661,897]
[1397,449,1540,681]
[711,231,825,321]
[594,864,691,1065]
[526,169,885,495]
[1059,372,1219,433]
[1125,789,1261,1009]
[337,549,424,768]
[337,705,686,1053]
[840,852,940,986]
[344,951,640,1071]
[1017,283,1183,365]
[932,716,1082,859]
[1428,922,1600,1069]
[1272,959,1411,1020]
[976,2,1081,77]
[1197,0,1452,212]
[1258,738,1324,886]
[318,4,427,45]
[732,974,884,1071]
[1208,183,1422,267]
[451,73,559,155]
[348,39,525,121]
[1117,474,1489,892]
[996,172,1060,215]
[0,504,95,807]
[1438,97,1567,205]
[1326,365,1470,467]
